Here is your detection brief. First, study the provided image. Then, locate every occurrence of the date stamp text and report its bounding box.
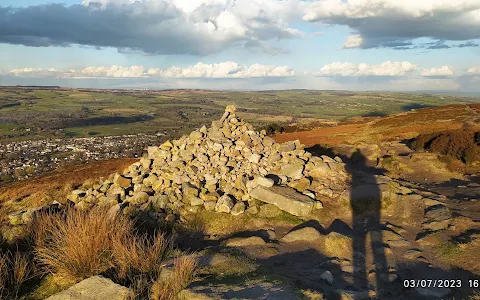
[403,279,479,289]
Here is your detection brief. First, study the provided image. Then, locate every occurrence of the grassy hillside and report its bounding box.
[0,87,477,142]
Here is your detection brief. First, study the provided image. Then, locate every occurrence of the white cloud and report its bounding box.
[315,61,418,77]
[70,66,146,78]
[303,0,480,49]
[343,35,363,49]
[8,68,58,77]
[147,62,294,78]
[421,66,454,77]
[468,67,480,74]
[5,62,294,79]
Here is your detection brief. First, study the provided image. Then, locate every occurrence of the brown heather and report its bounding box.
[33,206,134,280]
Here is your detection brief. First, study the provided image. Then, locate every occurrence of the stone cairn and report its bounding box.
[64,105,349,220]
[4,106,349,230]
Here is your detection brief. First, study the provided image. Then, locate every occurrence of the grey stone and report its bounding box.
[403,249,422,260]
[140,157,152,170]
[249,186,314,217]
[129,191,150,205]
[226,236,266,247]
[279,141,296,152]
[231,202,246,216]
[320,270,334,284]
[282,227,322,243]
[151,195,169,211]
[190,197,205,206]
[190,131,204,141]
[248,153,261,164]
[387,239,410,247]
[68,189,86,203]
[279,164,304,180]
[423,198,444,207]
[245,205,259,215]
[225,105,236,113]
[204,201,217,211]
[254,176,275,188]
[46,276,129,300]
[308,162,330,177]
[215,195,235,213]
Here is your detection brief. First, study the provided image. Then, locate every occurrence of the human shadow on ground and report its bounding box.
[305,144,389,296]
[346,149,389,297]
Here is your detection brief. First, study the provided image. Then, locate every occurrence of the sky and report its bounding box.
[0,0,479,91]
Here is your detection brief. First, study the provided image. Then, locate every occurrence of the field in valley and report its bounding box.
[1,87,478,142]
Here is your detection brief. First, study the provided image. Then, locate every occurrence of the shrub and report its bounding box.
[260,123,285,136]
[0,251,33,299]
[34,207,134,280]
[410,129,480,164]
[113,232,172,281]
[150,256,197,300]
[0,253,7,297]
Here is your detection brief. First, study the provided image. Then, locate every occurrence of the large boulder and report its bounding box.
[46,276,129,300]
[249,186,314,217]
[282,227,322,243]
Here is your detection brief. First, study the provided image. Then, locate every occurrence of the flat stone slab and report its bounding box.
[46,276,129,300]
[179,279,296,300]
[249,185,314,217]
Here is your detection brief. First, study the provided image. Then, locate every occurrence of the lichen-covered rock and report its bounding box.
[129,191,150,205]
[249,186,314,217]
[282,227,322,243]
[215,195,235,213]
[113,174,132,188]
[231,202,246,216]
[46,276,129,300]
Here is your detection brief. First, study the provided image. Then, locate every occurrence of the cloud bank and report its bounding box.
[4,62,295,79]
[421,66,454,77]
[314,61,418,77]
[0,0,302,55]
[1,0,479,54]
[303,0,480,49]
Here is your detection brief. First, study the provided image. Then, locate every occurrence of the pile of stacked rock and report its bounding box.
[66,105,349,219]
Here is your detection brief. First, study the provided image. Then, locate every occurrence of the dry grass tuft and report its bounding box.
[11,251,31,294]
[113,232,172,281]
[150,256,197,300]
[34,207,134,281]
[0,253,7,297]
[0,251,33,299]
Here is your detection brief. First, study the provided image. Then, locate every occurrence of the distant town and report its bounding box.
[0,134,165,184]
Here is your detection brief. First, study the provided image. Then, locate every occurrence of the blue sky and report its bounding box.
[1,0,479,91]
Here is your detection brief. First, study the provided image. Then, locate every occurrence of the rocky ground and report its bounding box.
[1,105,479,299]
